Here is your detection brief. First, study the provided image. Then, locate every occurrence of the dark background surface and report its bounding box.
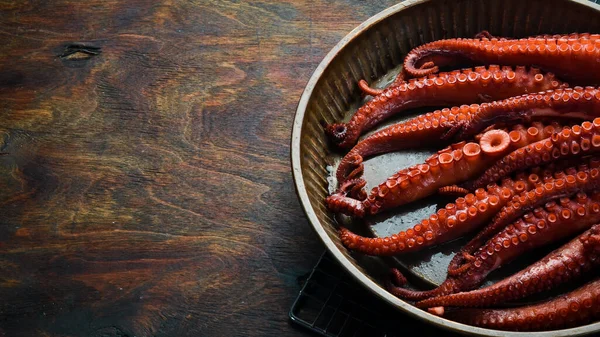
[0,1,406,336]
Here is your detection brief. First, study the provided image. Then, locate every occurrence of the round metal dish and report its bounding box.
[291,0,600,335]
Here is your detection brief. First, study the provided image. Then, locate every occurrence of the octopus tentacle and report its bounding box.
[442,278,600,331]
[417,224,600,309]
[325,65,565,149]
[329,123,561,217]
[463,118,600,191]
[357,79,383,96]
[388,30,512,87]
[386,191,600,301]
[340,172,541,255]
[325,179,368,217]
[402,34,600,85]
[446,252,476,277]
[460,87,600,138]
[386,268,462,301]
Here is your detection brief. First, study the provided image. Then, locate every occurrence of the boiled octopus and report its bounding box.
[323,32,600,331]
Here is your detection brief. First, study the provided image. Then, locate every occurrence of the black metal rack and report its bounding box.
[289,252,456,337]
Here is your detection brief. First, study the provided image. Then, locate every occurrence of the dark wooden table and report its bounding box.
[0,1,401,336]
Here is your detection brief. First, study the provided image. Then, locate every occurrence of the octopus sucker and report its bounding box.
[385,191,600,301]
[442,278,600,331]
[417,224,600,310]
[325,65,565,149]
[402,34,600,85]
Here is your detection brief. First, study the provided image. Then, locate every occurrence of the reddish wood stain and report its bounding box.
[0,1,400,336]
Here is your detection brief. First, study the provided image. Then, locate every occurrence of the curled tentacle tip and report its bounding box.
[427,306,445,316]
[358,79,383,96]
[463,252,476,262]
[420,61,437,71]
[325,123,348,145]
[350,154,363,166]
[447,263,472,276]
[416,67,439,78]
[348,178,367,200]
[337,178,366,195]
[438,185,470,196]
[390,268,408,287]
[480,129,510,155]
[345,154,365,177]
[406,59,439,78]
[343,166,365,185]
[339,155,365,183]
[338,170,367,200]
[352,188,368,201]
[325,194,366,218]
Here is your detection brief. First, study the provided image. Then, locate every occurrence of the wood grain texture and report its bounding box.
[0,1,398,336]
